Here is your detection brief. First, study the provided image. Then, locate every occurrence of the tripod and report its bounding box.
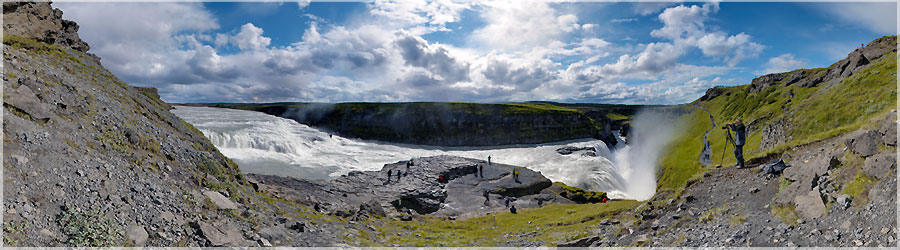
[720,127,734,167]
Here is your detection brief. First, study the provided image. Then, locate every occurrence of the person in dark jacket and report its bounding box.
[387,169,393,182]
[724,118,747,168]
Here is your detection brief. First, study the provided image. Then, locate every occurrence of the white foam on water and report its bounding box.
[173,106,672,200]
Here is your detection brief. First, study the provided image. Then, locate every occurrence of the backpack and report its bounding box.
[763,159,790,176]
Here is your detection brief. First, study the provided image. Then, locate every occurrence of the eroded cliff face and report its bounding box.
[258,103,610,147]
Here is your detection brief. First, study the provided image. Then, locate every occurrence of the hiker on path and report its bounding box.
[483,191,490,201]
[724,118,747,168]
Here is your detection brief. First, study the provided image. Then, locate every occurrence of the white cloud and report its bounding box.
[471,1,588,51]
[632,1,680,16]
[232,23,271,51]
[647,3,763,66]
[696,32,763,66]
[298,0,311,10]
[368,0,471,34]
[610,18,636,23]
[55,2,219,86]
[818,2,897,35]
[756,53,806,75]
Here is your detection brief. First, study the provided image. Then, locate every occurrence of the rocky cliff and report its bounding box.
[210,102,615,147]
[1,2,343,247]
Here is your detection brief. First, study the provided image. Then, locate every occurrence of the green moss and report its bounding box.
[771,204,799,226]
[57,208,122,246]
[728,214,746,226]
[606,112,630,120]
[3,35,82,65]
[551,182,609,203]
[3,221,29,246]
[699,203,728,223]
[94,127,129,154]
[6,72,17,79]
[842,170,875,206]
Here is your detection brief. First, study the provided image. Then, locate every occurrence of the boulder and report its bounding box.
[794,190,826,219]
[125,225,148,246]
[258,226,288,243]
[192,221,230,246]
[203,191,238,210]
[845,130,880,157]
[836,194,852,209]
[557,235,600,247]
[5,83,55,122]
[358,199,386,217]
[879,111,897,146]
[862,152,895,178]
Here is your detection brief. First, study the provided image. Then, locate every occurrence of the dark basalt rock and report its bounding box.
[248,155,571,218]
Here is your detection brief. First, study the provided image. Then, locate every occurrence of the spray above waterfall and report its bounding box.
[173,106,682,201]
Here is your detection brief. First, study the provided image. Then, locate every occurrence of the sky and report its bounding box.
[54,1,897,105]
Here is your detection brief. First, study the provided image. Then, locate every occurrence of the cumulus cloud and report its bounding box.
[471,1,591,51]
[232,23,271,51]
[55,2,220,86]
[756,53,806,75]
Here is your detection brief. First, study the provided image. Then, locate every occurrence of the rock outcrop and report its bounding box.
[248,155,573,219]
[749,36,896,94]
[3,1,91,52]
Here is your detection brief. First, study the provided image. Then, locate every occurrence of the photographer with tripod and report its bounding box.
[723,118,747,168]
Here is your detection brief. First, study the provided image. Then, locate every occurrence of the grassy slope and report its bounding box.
[352,200,641,246]
[655,49,896,199]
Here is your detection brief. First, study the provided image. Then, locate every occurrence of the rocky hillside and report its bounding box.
[1,2,355,247]
[616,35,897,247]
[207,102,617,147]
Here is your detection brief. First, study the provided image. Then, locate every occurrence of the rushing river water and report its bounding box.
[172,106,662,200]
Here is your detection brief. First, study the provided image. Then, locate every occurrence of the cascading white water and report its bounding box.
[172,106,675,200]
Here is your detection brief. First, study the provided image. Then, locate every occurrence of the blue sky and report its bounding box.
[55,1,896,104]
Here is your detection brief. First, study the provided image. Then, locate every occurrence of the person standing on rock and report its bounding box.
[512,167,520,183]
[479,164,484,178]
[488,155,492,165]
[724,118,747,168]
[387,169,393,182]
